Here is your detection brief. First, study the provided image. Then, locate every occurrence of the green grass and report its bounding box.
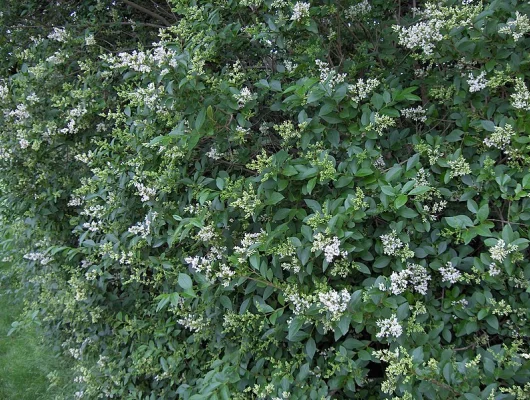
[0,283,72,399]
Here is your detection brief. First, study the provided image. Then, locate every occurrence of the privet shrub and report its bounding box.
[1,0,530,398]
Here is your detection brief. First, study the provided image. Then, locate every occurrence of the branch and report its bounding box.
[121,0,171,26]
[8,21,166,30]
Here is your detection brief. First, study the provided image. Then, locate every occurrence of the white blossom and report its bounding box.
[206,147,222,160]
[483,124,514,151]
[284,60,298,73]
[489,263,501,277]
[489,239,518,263]
[380,230,403,256]
[401,106,427,122]
[349,78,380,103]
[439,262,461,284]
[234,87,257,108]
[318,288,351,320]
[345,0,371,19]
[19,138,30,149]
[315,59,347,90]
[499,11,530,41]
[177,314,205,332]
[133,181,156,202]
[511,78,530,111]
[390,262,431,295]
[291,2,310,22]
[311,233,347,263]
[85,33,96,46]
[376,314,403,339]
[393,20,443,57]
[467,71,488,93]
[48,27,68,42]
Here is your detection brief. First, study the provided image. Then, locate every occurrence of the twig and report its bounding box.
[121,0,171,26]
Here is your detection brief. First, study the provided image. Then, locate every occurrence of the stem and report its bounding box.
[121,0,171,26]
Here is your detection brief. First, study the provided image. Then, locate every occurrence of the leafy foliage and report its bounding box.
[1,0,530,399]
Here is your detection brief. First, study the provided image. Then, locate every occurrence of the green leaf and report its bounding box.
[266,192,284,205]
[385,165,402,182]
[480,120,495,132]
[355,168,373,177]
[394,194,408,209]
[287,317,305,341]
[477,203,489,222]
[485,315,498,330]
[178,273,193,290]
[408,186,430,196]
[445,215,474,229]
[306,338,316,359]
[195,108,206,130]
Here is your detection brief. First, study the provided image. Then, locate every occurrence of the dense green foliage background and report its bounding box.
[1,0,530,398]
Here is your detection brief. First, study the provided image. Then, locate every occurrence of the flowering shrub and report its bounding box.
[1,0,530,399]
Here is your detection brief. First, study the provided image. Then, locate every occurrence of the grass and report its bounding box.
[0,275,72,399]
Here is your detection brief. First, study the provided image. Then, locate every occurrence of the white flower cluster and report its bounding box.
[311,233,347,263]
[100,43,177,74]
[281,259,302,273]
[218,264,235,287]
[234,230,266,261]
[291,2,310,22]
[128,213,157,239]
[85,33,96,46]
[0,81,8,100]
[488,263,501,277]
[511,78,530,111]
[483,124,514,151]
[422,200,447,221]
[196,225,216,242]
[206,147,222,160]
[46,50,68,65]
[380,230,414,261]
[5,103,30,124]
[184,246,227,281]
[315,59,347,90]
[23,252,52,265]
[393,19,443,57]
[231,184,261,218]
[48,27,68,42]
[451,298,469,307]
[368,112,396,136]
[390,263,431,295]
[345,0,371,19]
[80,204,105,219]
[349,77,380,103]
[177,314,205,332]
[376,314,403,339]
[467,71,488,93]
[285,288,313,315]
[26,93,39,104]
[83,220,103,233]
[234,87,257,108]
[373,155,385,170]
[19,139,30,149]
[284,60,298,73]
[318,288,351,321]
[439,262,461,284]
[447,155,471,178]
[68,196,83,207]
[401,106,427,122]
[489,239,518,263]
[499,11,530,41]
[133,181,156,202]
[75,150,95,164]
[130,82,161,109]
